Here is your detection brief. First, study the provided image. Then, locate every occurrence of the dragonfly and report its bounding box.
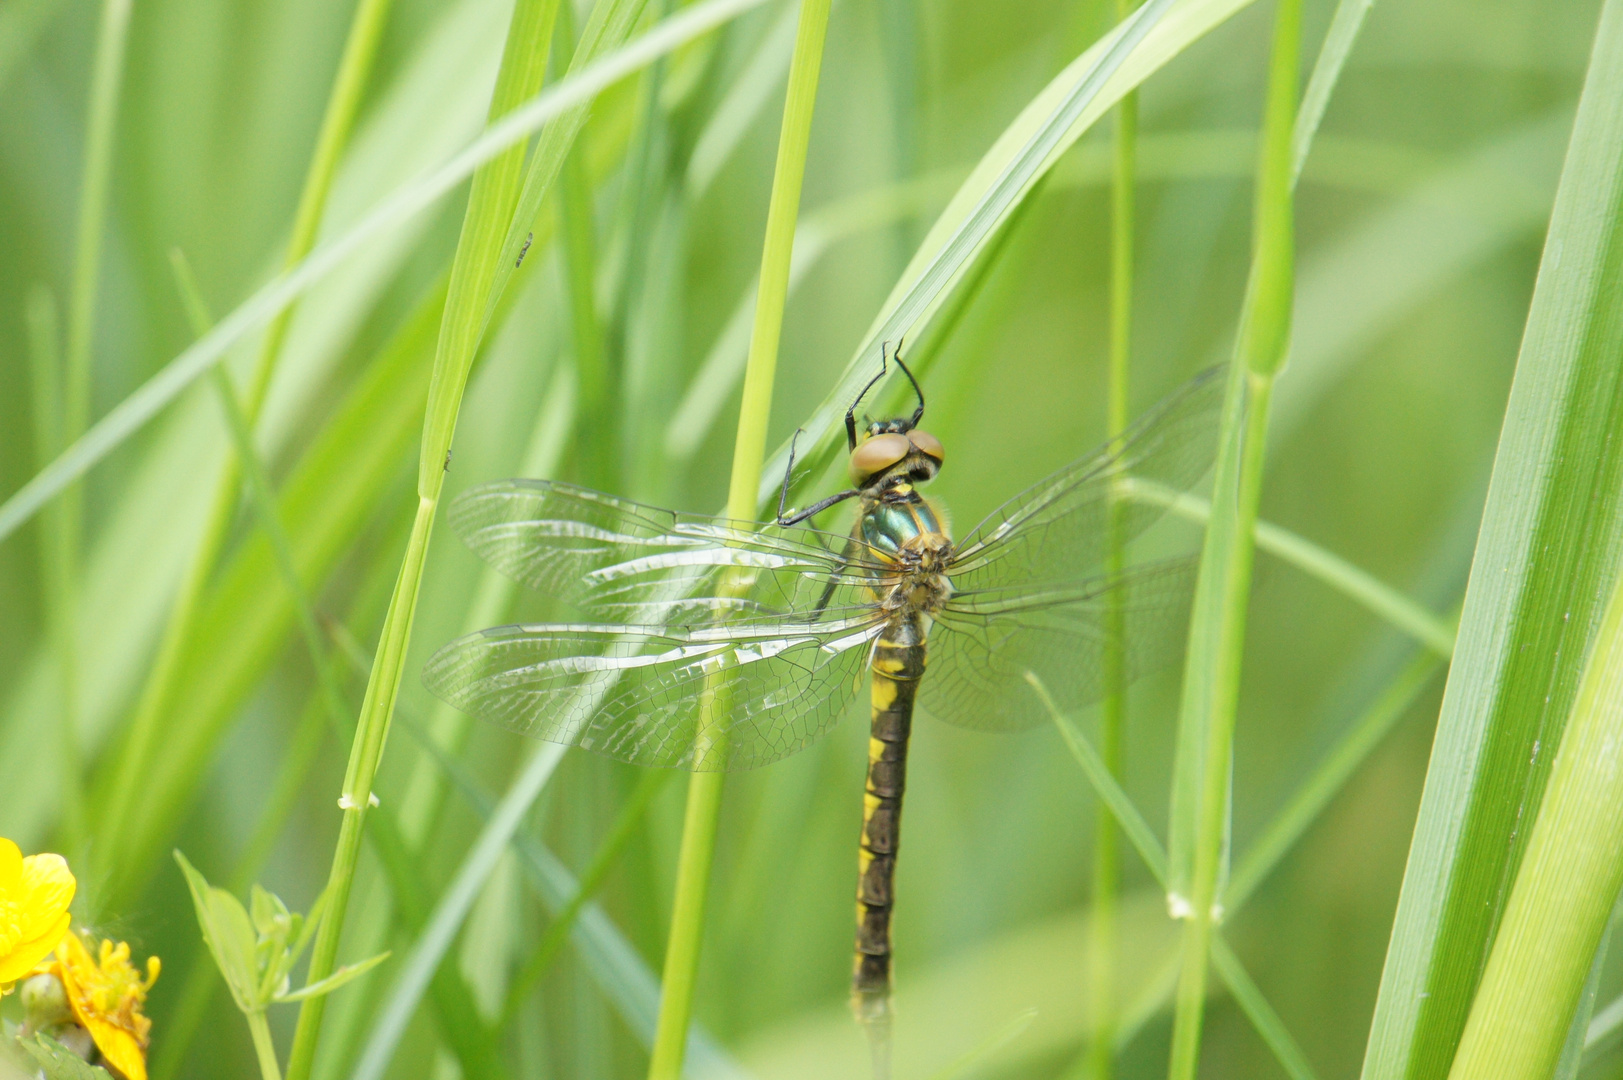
[424,352,1221,1020]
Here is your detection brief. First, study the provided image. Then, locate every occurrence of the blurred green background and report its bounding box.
[0,0,1598,1076]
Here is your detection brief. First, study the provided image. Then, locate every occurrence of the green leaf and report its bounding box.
[19,1034,116,1080]
[174,850,263,1014]
[1361,2,1623,1076]
[274,952,392,1004]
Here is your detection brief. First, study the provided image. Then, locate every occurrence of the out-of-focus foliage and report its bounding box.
[0,0,1603,1076]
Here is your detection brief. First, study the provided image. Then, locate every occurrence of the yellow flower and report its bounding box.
[43,931,160,1080]
[0,837,75,987]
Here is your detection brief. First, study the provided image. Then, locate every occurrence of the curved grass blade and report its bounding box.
[1361,3,1623,1075]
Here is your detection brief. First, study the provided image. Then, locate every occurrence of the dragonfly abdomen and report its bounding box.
[854,616,927,1013]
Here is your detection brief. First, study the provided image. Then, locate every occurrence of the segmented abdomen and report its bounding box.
[853,618,926,1006]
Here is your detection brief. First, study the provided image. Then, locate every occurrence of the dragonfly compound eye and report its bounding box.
[850,433,911,485]
[906,429,944,464]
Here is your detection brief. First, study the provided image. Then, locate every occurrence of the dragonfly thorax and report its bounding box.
[877,531,953,620]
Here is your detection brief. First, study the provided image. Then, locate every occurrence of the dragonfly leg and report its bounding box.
[776,433,858,527]
[892,339,925,429]
[847,343,894,449]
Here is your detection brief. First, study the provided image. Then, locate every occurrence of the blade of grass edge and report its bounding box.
[1359,2,1623,1077]
[1446,510,1623,1079]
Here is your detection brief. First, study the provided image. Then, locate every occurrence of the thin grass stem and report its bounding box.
[246,1011,284,1080]
[647,1,831,1075]
[1167,0,1299,1070]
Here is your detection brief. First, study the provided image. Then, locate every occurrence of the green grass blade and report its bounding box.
[0,0,770,548]
[1290,0,1374,184]
[1360,3,1623,1076]
[1166,0,1300,1069]
[1447,509,1623,1078]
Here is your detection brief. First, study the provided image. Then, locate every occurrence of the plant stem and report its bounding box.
[646,1,830,1076]
[1447,556,1623,1078]
[283,2,560,1076]
[247,1011,284,1080]
[98,0,399,889]
[1166,0,1298,1072]
[1089,0,1137,1072]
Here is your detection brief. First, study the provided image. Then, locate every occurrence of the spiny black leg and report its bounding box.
[893,339,925,428]
[847,343,892,450]
[777,487,860,528]
[812,528,862,621]
[778,429,804,524]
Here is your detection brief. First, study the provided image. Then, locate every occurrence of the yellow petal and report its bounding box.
[20,854,76,935]
[0,911,70,983]
[0,838,22,891]
[88,1024,146,1080]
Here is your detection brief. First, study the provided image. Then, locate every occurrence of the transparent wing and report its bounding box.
[948,366,1223,595]
[447,479,887,624]
[423,612,881,771]
[923,559,1196,733]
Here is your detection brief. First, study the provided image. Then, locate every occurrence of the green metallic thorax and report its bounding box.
[858,484,947,555]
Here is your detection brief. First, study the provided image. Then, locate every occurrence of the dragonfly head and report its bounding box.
[849,427,944,487]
